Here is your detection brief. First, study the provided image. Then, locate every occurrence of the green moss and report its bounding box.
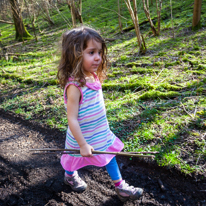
[153,61,164,66]
[196,87,204,94]
[192,21,202,31]
[157,83,182,91]
[107,73,115,77]
[165,61,180,67]
[189,51,201,55]
[197,64,206,70]
[178,51,186,56]
[131,66,158,74]
[120,55,127,61]
[187,70,206,75]
[102,81,154,91]
[126,60,152,67]
[113,71,124,75]
[139,90,180,100]
[157,52,167,56]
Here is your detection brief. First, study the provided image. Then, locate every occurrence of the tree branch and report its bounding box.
[0,20,14,24]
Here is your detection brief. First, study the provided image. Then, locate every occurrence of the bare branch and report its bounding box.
[0,20,14,24]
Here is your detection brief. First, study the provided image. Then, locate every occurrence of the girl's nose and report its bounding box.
[95,53,101,60]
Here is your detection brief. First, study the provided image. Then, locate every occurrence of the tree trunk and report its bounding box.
[78,0,83,24]
[170,0,175,38]
[67,0,83,27]
[9,0,32,41]
[156,0,162,36]
[118,0,122,33]
[42,0,55,25]
[67,0,76,27]
[24,0,38,42]
[142,0,157,36]
[192,0,202,30]
[124,0,146,54]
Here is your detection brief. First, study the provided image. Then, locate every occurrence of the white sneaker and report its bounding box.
[115,180,143,202]
[64,171,87,192]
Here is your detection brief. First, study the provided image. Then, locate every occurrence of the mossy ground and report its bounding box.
[0,0,206,176]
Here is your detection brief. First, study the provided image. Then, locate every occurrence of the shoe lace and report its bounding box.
[73,174,82,183]
[122,181,137,193]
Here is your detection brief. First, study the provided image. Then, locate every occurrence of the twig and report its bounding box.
[154,67,165,82]
[99,6,128,20]
[132,86,141,93]
[4,41,30,49]
[180,102,194,119]
[193,105,197,119]
[0,68,6,73]
[138,104,146,110]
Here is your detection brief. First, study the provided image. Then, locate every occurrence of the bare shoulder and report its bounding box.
[66,84,81,102]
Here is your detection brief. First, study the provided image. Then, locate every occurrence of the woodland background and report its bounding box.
[0,0,206,177]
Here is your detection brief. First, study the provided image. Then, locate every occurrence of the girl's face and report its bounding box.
[82,39,102,76]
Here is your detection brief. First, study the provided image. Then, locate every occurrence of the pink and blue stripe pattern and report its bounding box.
[64,79,116,157]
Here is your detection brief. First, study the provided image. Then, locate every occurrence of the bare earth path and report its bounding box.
[0,109,205,206]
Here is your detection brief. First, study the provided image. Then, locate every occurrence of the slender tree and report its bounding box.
[42,0,55,25]
[9,0,32,41]
[124,0,146,54]
[156,0,162,36]
[118,0,123,33]
[170,0,174,38]
[67,0,83,27]
[142,0,157,35]
[24,0,38,41]
[192,0,202,30]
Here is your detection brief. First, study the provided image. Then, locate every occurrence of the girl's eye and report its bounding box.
[98,51,102,55]
[89,51,94,55]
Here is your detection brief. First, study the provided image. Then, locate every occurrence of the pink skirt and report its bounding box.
[61,137,124,171]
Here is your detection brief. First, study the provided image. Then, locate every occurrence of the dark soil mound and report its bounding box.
[0,109,205,206]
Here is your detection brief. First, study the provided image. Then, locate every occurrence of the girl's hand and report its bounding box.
[80,143,94,157]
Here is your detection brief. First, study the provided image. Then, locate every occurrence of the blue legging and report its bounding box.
[65,157,122,181]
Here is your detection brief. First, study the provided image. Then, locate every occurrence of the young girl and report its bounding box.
[57,26,143,202]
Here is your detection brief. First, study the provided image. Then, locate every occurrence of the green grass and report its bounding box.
[0,0,206,176]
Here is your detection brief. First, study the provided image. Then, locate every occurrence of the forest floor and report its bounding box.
[0,109,206,206]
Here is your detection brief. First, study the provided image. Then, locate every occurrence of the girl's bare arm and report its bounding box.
[66,85,94,157]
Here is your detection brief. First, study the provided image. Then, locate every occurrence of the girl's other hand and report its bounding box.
[80,143,94,157]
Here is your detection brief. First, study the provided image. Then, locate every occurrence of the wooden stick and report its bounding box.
[30,148,157,158]
[126,151,159,154]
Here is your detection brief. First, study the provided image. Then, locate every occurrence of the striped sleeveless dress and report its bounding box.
[61,73,124,172]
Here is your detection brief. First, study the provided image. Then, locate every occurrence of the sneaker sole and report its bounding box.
[116,189,143,202]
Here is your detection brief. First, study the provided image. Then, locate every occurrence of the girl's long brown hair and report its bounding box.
[57,26,108,88]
